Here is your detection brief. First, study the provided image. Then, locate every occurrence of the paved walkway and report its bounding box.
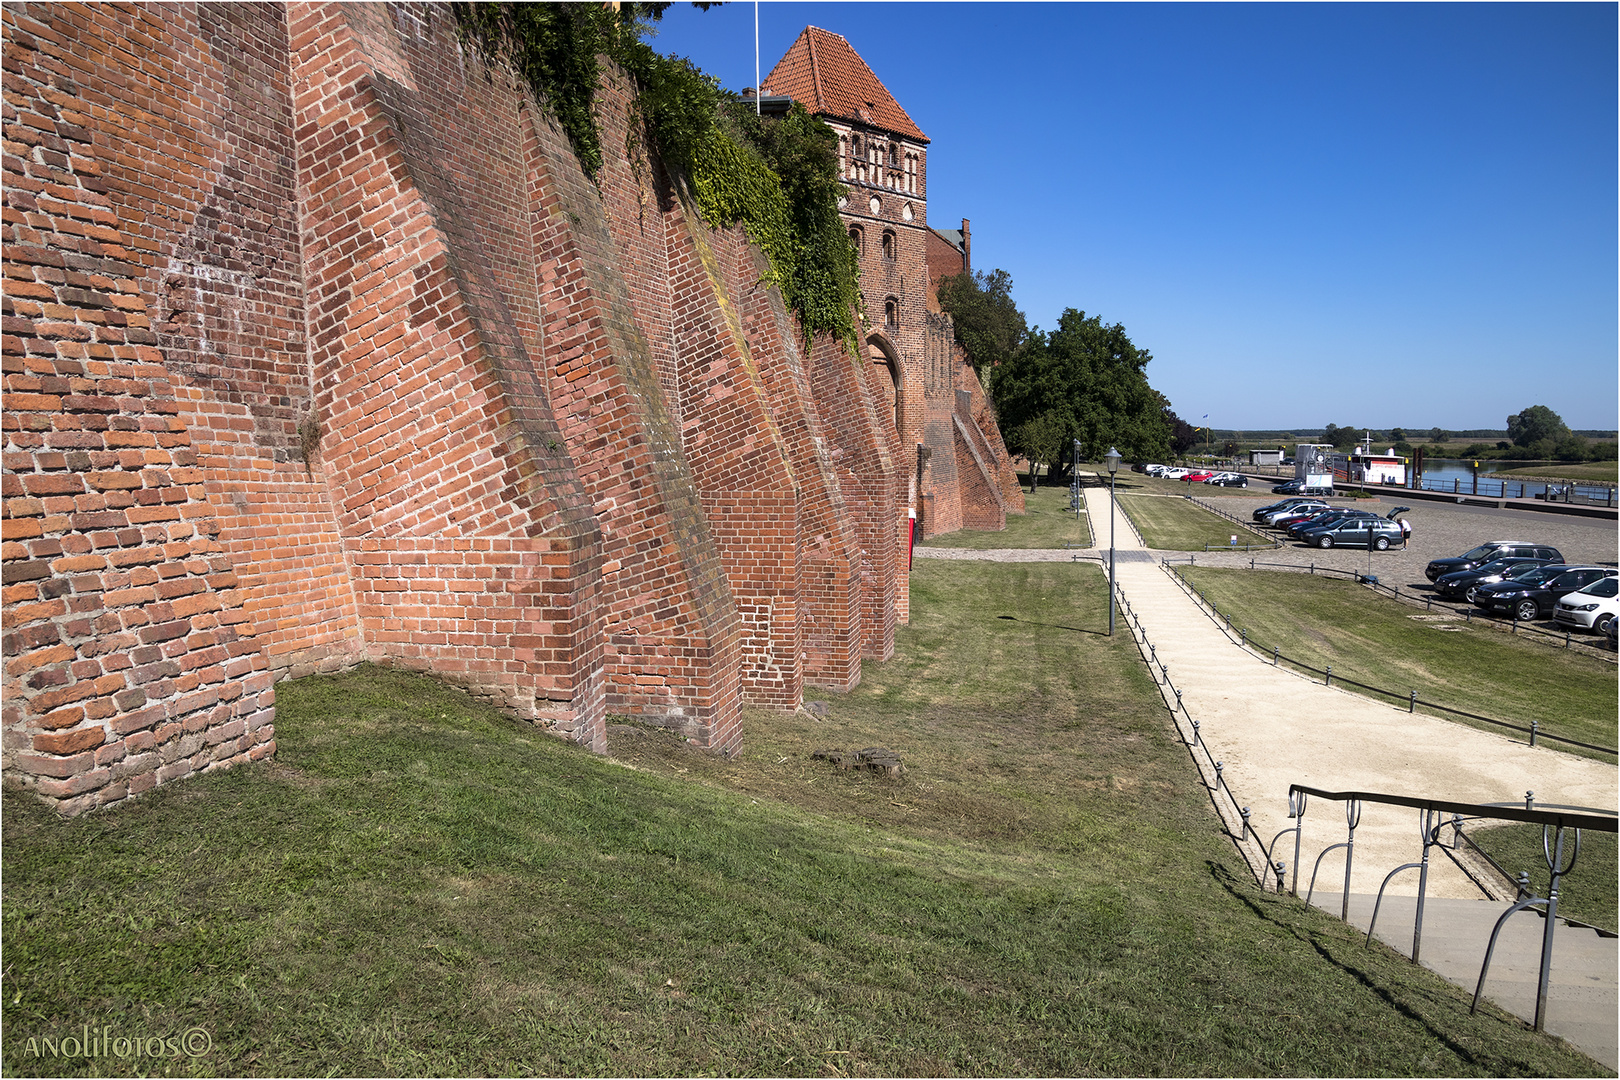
[917,479,1618,1066]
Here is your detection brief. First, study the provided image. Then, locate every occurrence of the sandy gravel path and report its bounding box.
[917,481,1617,898]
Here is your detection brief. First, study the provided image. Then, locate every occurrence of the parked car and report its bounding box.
[1464,562,1567,606]
[1296,516,1405,550]
[1144,464,1169,476]
[1206,473,1248,488]
[1271,478,1335,496]
[1287,509,1379,539]
[1161,467,1191,479]
[1425,542,1564,582]
[1552,577,1620,634]
[1261,500,1335,524]
[1252,497,1317,521]
[1470,566,1617,622]
[1431,557,1556,600]
[1181,471,1215,482]
[1266,504,1339,529]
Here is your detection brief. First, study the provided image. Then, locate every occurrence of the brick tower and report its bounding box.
[763,28,1022,543]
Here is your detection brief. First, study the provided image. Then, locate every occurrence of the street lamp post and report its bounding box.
[1104,446,1121,636]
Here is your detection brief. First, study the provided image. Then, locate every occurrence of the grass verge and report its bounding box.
[1117,493,1271,552]
[1178,567,1619,759]
[1466,825,1617,933]
[2,561,1608,1076]
[921,482,1088,549]
[1492,462,1618,485]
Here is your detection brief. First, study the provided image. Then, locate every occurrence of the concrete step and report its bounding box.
[1313,892,1617,1069]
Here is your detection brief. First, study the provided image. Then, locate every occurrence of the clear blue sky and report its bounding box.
[644,2,1617,433]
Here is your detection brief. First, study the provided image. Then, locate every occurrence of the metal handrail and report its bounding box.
[1184,496,1283,550]
[1226,557,1617,662]
[1289,784,1615,1032]
[1159,562,1619,755]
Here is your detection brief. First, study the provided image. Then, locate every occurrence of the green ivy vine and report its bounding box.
[451,2,861,354]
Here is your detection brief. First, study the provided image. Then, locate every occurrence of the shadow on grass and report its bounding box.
[994,613,1108,636]
[1207,861,1494,1070]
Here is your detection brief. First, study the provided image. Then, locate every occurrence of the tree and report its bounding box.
[1506,405,1570,449]
[990,309,1170,465]
[1321,424,1360,450]
[1163,402,1198,456]
[935,268,1028,382]
[1006,413,1066,492]
[1428,428,1447,443]
[1389,427,1406,443]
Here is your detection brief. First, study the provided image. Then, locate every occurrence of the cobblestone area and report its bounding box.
[916,492,1618,610]
[1176,493,1618,592]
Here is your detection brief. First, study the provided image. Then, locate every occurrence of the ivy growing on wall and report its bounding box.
[450,2,860,353]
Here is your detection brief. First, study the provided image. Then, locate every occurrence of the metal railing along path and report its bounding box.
[1286,783,1617,1033]
[1182,495,1283,551]
[1157,560,1618,758]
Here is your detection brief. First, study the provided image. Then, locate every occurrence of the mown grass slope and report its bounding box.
[2,561,1606,1076]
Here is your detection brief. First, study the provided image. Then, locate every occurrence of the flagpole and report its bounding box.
[754,0,761,115]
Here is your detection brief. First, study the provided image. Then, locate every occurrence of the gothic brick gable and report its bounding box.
[762,26,928,143]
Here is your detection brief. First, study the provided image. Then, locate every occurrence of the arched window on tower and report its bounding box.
[881,230,895,260]
[838,134,850,179]
[905,152,918,194]
[849,226,864,257]
[884,297,898,329]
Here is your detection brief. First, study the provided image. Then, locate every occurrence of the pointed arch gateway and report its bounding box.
[866,329,903,435]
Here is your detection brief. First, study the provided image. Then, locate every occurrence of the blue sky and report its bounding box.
[643,2,1618,432]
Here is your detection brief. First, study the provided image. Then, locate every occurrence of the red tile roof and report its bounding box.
[762,26,928,144]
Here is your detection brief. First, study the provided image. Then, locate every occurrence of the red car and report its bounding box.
[1181,471,1215,482]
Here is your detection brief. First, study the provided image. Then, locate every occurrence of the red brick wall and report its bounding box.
[727,244,864,692]
[3,4,276,813]
[959,360,1025,513]
[521,70,743,752]
[287,4,610,744]
[4,2,1029,810]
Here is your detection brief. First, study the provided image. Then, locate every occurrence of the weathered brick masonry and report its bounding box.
[3,3,1021,811]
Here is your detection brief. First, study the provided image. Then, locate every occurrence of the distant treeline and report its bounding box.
[1209,429,1618,441]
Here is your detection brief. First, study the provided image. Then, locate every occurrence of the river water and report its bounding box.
[1407,460,1614,503]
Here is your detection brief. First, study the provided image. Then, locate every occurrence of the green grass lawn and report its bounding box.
[1493,462,1618,485]
[1116,493,1272,551]
[1465,825,1617,933]
[921,481,1088,549]
[2,561,1607,1076]
[1177,567,1619,759]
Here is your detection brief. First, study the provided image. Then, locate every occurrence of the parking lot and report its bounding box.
[1185,491,1618,595]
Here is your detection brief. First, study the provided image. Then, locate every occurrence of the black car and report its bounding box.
[1469,566,1617,622]
[1425,542,1564,582]
[1432,557,1555,600]
[1270,479,1335,496]
[1207,474,1248,487]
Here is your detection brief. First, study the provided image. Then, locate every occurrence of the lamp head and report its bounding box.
[1104,446,1122,475]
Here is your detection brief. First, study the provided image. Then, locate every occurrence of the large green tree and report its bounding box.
[991,309,1170,466]
[1161,398,1198,456]
[935,268,1029,381]
[1506,405,1570,449]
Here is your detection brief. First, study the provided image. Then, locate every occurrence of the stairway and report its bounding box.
[1312,892,1617,1069]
